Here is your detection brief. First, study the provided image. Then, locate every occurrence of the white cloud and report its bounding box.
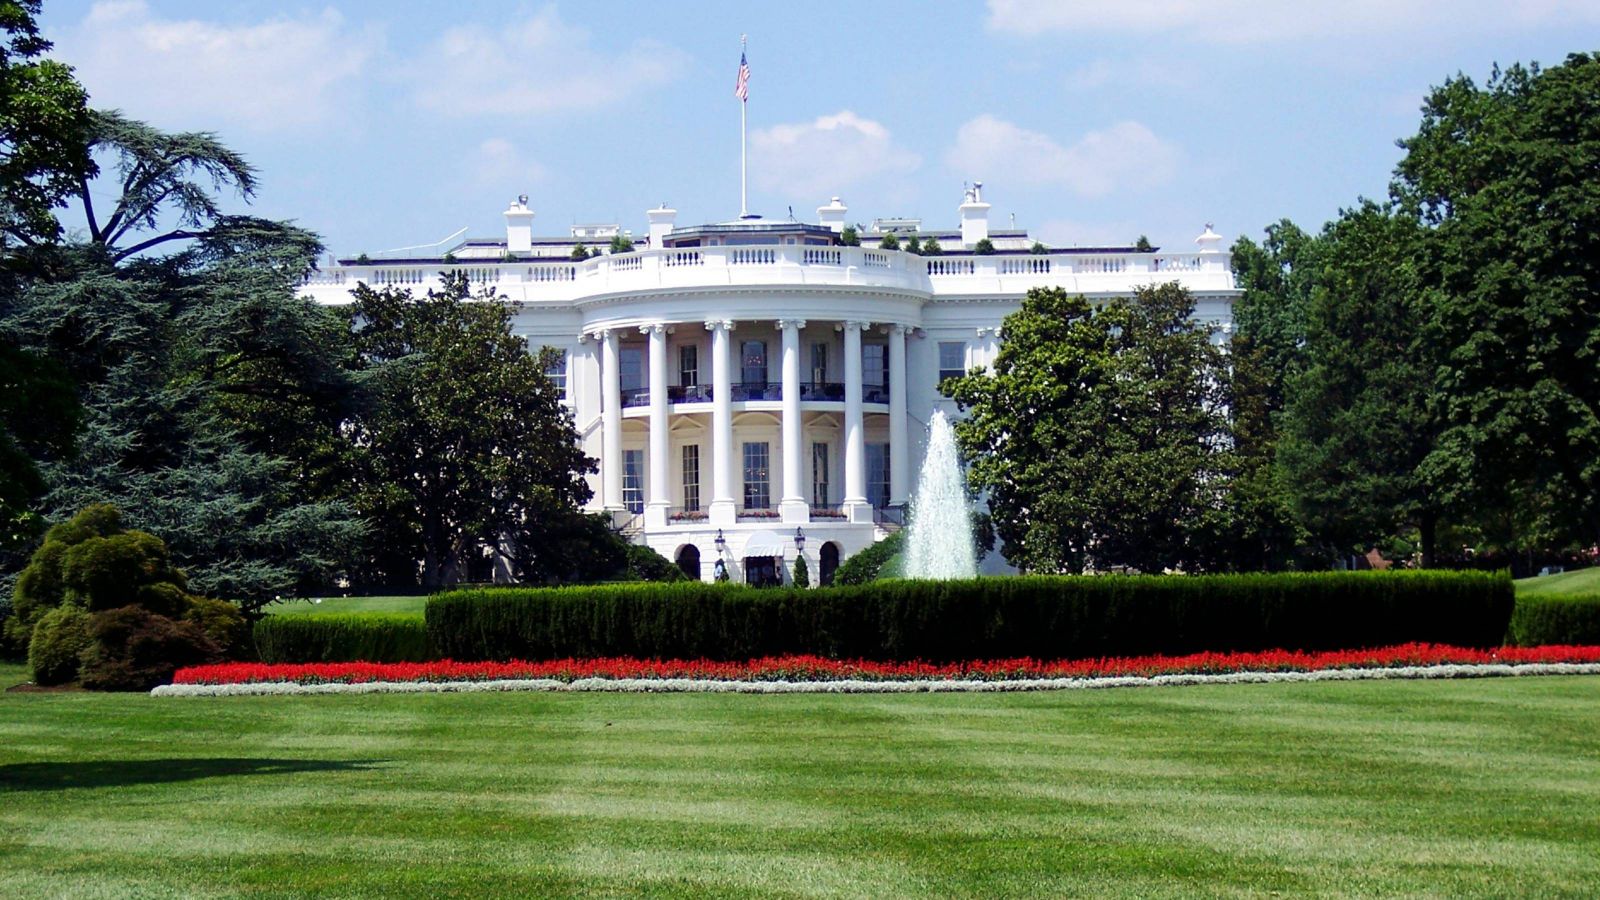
[945,116,1179,198]
[53,1,374,132]
[412,6,687,116]
[986,0,1600,43]
[470,138,548,189]
[750,111,921,197]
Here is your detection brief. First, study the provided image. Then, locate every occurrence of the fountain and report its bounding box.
[902,410,977,579]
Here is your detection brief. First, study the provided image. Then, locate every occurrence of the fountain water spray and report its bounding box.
[902,410,977,579]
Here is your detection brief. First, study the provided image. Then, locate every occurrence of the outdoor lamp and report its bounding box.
[714,529,726,552]
[794,527,806,550]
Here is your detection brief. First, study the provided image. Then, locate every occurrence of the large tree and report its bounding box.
[0,0,92,249]
[1395,54,1600,551]
[945,283,1232,574]
[346,273,594,589]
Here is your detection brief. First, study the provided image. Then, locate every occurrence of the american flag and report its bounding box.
[734,51,750,102]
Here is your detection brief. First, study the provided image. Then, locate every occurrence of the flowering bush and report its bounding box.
[173,643,1600,687]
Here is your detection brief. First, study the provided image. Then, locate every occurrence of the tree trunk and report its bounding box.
[1419,512,1438,569]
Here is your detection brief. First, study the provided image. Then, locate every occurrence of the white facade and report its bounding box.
[299,191,1239,585]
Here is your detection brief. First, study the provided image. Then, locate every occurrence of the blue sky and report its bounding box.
[36,1,1600,256]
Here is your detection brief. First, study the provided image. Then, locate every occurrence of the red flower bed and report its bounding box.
[174,643,1600,686]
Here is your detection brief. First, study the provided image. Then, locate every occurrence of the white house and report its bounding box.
[297,186,1239,584]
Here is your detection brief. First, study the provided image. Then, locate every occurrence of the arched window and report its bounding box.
[820,542,841,586]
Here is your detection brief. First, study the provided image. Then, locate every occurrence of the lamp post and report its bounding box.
[714,529,726,554]
[794,527,806,552]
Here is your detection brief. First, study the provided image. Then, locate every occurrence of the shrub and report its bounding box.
[8,503,124,645]
[624,543,687,582]
[793,554,810,588]
[426,570,1514,663]
[832,531,904,585]
[973,238,995,255]
[840,226,860,246]
[78,606,221,691]
[28,604,92,685]
[921,236,942,256]
[878,233,900,251]
[1507,594,1600,646]
[184,596,252,659]
[253,614,433,663]
[61,531,188,613]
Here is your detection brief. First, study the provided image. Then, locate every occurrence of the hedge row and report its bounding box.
[1506,594,1600,646]
[426,571,1514,663]
[253,614,432,664]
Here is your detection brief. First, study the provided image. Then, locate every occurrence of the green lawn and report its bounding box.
[1515,567,1600,598]
[2,663,1597,897]
[260,595,427,617]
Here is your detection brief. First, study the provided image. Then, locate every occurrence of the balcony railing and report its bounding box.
[669,384,714,403]
[799,382,844,401]
[624,381,892,407]
[621,387,650,408]
[863,384,890,404]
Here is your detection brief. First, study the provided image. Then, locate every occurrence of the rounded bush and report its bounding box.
[28,604,92,685]
[183,596,251,659]
[61,531,187,612]
[78,606,221,692]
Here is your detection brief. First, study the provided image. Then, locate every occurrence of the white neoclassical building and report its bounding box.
[298,187,1239,584]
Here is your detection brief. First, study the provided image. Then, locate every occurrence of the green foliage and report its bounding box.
[346,273,593,589]
[839,226,860,247]
[355,253,371,264]
[608,234,634,254]
[0,342,79,573]
[878,233,900,251]
[1507,594,1600,647]
[623,542,686,582]
[77,605,220,691]
[26,603,89,685]
[792,554,810,588]
[831,531,904,585]
[253,613,432,663]
[426,571,1513,663]
[0,0,94,247]
[183,596,250,659]
[945,284,1235,573]
[570,243,590,260]
[1029,241,1048,255]
[60,531,188,614]
[921,236,942,256]
[1134,235,1153,252]
[1275,204,1444,562]
[903,235,922,255]
[972,238,995,255]
[6,503,122,645]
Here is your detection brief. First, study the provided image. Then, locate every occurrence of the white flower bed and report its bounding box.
[151,662,1600,697]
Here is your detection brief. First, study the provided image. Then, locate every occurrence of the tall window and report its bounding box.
[811,442,830,507]
[810,343,828,383]
[620,347,644,392]
[866,442,889,509]
[681,445,700,511]
[742,441,770,509]
[622,449,645,514]
[679,345,699,387]
[863,344,887,388]
[741,340,768,387]
[938,341,967,383]
[543,350,568,400]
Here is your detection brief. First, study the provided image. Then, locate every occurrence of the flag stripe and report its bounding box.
[734,52,750,102]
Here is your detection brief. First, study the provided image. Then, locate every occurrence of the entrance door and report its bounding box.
[744,555,779,587]
[820,542,840,586]
[675,544,701,581]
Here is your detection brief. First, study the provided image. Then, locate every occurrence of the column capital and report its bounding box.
[839,320,869,333]
[586,327,614,341]
[639,322,667,335]
[775,319,807,331]
[704,319,734,333]
[889,323,914,335]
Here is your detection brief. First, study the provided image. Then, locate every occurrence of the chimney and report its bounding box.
[817,196,848,233]
[959,182,990,247]
[504,195,534,254]
[647,204,677,247]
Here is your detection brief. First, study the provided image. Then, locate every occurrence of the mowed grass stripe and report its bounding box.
[2,665,1598,897]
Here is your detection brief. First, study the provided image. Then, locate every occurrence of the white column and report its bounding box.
[643,323,669,526]
[842,320,869,521]
[707,320,736,525]
[778,319,808,523]
[888,324,910,507]
[599,329,623,512]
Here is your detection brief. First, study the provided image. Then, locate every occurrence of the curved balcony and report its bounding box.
[621,381,892,413]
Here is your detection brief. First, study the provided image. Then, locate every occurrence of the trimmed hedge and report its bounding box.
[254,614,433,663]
[1507,594,1600,646]
[427,571,1515,663]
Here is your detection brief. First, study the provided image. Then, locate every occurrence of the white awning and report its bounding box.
[741,529,786,558]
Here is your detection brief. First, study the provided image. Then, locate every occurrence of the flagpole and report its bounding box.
[739,34,748,218]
